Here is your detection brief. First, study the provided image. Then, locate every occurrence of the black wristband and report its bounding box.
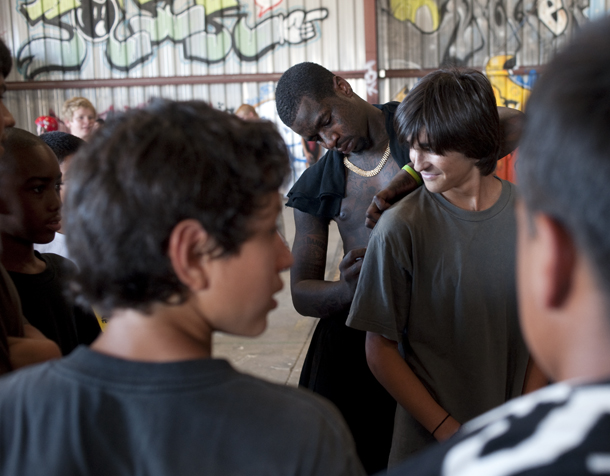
[431,413,450,436]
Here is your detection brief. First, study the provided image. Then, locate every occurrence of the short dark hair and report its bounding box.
[64,100,290,315]
[1,128,45,161]
[40,132,84,164]
[0,38,11,78]
[395,68,500,176]
[517,16,610,297]
[0,129,49,184]
[276,62,336,127]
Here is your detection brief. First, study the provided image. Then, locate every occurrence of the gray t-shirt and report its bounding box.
[0,346,365,476]
[347,179,529,465]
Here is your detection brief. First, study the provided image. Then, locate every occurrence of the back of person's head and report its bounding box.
[276,62,336,128]
[64,100,290,315]
[40,132,84,164]
[0,39,11,79]
[235,104,259,120]
[62,97,96,122]
[395,68,500,176]
[517,16,610,299]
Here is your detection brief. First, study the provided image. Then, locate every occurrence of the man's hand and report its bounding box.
[338,248,366,296]
[366,169,419,229]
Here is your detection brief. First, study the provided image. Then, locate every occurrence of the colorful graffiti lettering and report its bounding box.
[537,0,569,35]
[386,0,584,38]
[382,0,589,67]
[486,55,536,110]
[16,0,329,79]
[381,0,586,102]
[390,0,439,33]
[255,0,282,17]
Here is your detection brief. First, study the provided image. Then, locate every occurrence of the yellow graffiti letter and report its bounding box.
[22,0,81,22]
[391,0,439,33]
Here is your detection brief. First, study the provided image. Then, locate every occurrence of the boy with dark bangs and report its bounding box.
[388,16,610,475]
[347,68,545,466]
[0,100,364,476]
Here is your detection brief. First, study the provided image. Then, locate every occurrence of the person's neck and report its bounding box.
[0,233,47,274]
[441,173,502,211]
[91,300,213,362]
[351,101,388,158]
[554,263,610,384]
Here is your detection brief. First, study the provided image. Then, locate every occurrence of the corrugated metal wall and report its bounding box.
[1,0,609,183]
[374,0,608,181]
[1,0,367,184]
[376,0,610,104]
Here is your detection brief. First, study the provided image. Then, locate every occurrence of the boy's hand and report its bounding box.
[339,248,366,296]
[433,415,461,442]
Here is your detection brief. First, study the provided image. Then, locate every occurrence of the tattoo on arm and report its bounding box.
[290,209,351,318]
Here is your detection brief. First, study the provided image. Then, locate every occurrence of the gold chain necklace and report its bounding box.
[343,143,391,177]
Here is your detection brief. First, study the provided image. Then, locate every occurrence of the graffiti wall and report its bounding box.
[2,0,608,183]
[12,0,333,80]
[377,0,608,181]
[377,0,609,105]
[0,0,367,184]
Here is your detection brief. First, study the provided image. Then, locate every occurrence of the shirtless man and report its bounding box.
[275,62,521,474]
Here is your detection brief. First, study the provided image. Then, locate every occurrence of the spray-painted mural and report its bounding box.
[16,0,329,79]
[382,0,589,66]
[377,0,599,107]
[2,0,372,188]
[379,0,606,182]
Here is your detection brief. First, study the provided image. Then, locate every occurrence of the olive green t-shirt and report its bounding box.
[347,179,529,466]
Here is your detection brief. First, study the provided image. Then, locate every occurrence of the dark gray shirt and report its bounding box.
[347,179,529,465]
[0,346,365,476]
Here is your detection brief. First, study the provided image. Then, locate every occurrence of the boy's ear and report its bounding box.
[333,76,354,98]
[167,219,213,292]
[536,213,576,309]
